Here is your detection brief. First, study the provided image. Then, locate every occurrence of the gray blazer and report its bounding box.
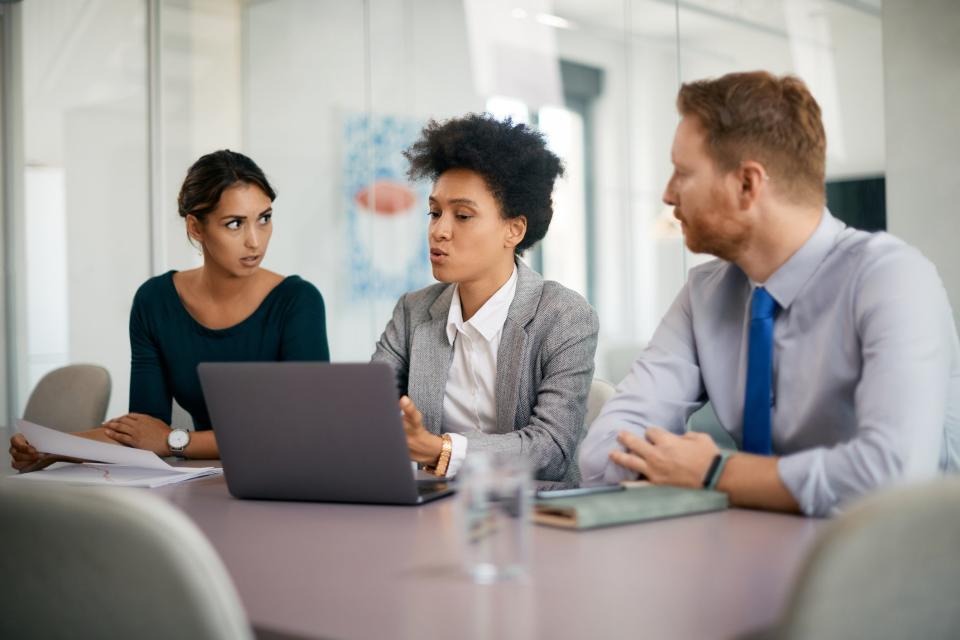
[372,261,599,481]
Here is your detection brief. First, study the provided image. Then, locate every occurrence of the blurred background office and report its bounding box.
[1,0,957,425]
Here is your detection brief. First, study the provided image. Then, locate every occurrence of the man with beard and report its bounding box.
[579,71,960,516]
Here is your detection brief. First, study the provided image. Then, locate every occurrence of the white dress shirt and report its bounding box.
[579,210,960,516]
[440,267,518,477]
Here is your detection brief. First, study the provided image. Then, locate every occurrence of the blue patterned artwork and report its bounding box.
[342,112,432,300]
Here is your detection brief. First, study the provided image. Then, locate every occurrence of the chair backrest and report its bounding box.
[22,364,111,432]
[768,476,960,640]
[563,378,617,485]
[0,482,253,640]
[585,378,617,431]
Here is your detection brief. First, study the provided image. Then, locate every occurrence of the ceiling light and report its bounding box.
[535,13,576,30]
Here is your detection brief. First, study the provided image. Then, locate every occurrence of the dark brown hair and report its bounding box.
[177,150,276,223]
[677,71,826,206]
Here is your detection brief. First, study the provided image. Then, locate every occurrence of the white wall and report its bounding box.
[882,0,960,322]
[64,107,150,419]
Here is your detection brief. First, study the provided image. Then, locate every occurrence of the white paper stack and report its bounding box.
[8,420,222,488]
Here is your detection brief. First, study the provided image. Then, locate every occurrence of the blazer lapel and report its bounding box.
[409,286,455,435]
[495,261,543,433]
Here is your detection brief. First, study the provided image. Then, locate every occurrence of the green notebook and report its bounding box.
[534,484,728,530]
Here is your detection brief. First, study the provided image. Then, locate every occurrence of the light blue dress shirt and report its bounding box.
[579,210,960,516]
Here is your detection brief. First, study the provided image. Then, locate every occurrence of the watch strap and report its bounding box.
[703,450,733,490]
[429,434,454,477]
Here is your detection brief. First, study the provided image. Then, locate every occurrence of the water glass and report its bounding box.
[457,451,532,583]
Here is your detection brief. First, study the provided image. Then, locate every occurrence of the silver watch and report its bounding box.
[167,428,191,458]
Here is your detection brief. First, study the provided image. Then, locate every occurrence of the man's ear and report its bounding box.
[738,161,768,209]
[505,215,527,250]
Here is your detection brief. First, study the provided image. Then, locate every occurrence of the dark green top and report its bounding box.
[129,271,330,430]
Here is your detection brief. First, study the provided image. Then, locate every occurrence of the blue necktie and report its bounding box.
[743,287,778,455]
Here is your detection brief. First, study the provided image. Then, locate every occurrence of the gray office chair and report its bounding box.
[585,378,616,430]
[752,476,960,640]
[22,364,111,432]
[563,378,617,485]
[0,482,253,640]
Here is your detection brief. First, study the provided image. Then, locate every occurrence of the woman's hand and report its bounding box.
[399,396,443,467]
[8,433,71,472]
[103,413,172,456]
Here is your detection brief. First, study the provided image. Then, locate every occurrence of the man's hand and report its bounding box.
[609,427,719,489]
[399,396,443,467]
[103,413,172,456]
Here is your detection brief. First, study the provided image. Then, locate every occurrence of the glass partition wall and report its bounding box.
[17,0,150,423]
[4,0,885,424]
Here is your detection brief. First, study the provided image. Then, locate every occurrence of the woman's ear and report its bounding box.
[185,214,204,246]
[505,215,527,250]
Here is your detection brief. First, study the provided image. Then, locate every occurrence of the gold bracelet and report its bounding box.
[432,434,453,477]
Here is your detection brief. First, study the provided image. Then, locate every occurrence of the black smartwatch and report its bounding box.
[702,450,732,490]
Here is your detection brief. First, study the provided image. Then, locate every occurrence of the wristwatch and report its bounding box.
[167,428,191,458]
[702,450,733,490]
[426,434,453,477]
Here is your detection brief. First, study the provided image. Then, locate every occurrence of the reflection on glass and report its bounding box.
[18,1,881,402]
[539,105,588,298]
[24,168,68,387]
[21,0,149,418]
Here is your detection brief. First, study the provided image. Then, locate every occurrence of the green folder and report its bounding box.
[534,484,728,530]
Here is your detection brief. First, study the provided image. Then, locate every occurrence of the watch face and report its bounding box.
[168,429,190,449]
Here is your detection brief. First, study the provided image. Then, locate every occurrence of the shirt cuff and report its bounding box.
[579,427,643,486]
[602,457,639,485]
[445,432,468,478]
[777,448,838,517]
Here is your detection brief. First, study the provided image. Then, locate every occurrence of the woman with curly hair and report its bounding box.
[372,114,599,482]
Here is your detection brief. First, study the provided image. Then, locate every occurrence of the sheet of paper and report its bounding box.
[9,461,222,488]
[16,419,207,472]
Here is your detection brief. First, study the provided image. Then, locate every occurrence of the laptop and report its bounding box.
[197,361,454,505]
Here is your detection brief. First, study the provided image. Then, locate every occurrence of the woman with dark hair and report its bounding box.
[373,114,599,482]
[10,150,329,468]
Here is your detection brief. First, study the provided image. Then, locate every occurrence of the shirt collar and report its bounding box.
[762,208,846,310]
[446,266,519,345]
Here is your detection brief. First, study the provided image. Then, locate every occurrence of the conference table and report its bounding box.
[2,424,825,639]
[151,467,825,640]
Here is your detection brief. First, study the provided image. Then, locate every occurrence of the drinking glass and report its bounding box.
[457,451,532,583]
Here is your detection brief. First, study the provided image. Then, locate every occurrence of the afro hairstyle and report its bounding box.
[403,113,564,254]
